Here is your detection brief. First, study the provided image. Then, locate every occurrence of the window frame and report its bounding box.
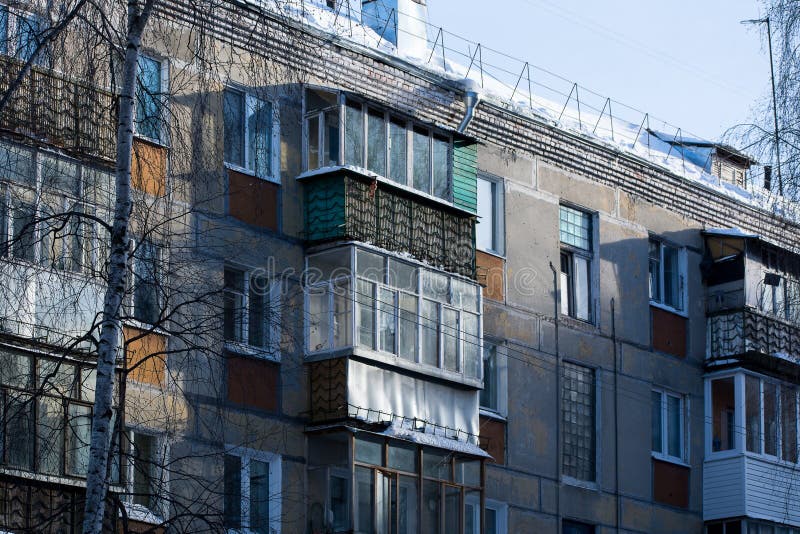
[129,238,164,327]
[479,339,508,418]
[651,388,687,464]
[223,264,281,360]
[123,428,166,519]
[223,445,282,534]
[134,54,169,145]
[648,236,687,314]
[476,173,505,256]
[558,204,595,324]
[223,86,281,183]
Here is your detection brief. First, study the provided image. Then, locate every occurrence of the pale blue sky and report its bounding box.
[425,0,771,141]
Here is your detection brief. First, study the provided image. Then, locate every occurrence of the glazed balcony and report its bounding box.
[0,55,116,161]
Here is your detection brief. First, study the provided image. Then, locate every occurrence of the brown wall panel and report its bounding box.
[653,458,690,509]
[228,169,279,231]
[651,306,687,358]
[131,138,167,197]
[226,354,279,412]
[476,251,504,302]
[479,415,506,465]
[123,326,167,387]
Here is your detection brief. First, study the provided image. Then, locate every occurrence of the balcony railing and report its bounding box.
[708,307,800,362]
[0,55,116,161]
[302,169,476,278]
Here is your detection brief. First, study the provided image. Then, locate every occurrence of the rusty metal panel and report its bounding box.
[651,306,687,358]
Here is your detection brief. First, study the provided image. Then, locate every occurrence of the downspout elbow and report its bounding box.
[457,79,482,134]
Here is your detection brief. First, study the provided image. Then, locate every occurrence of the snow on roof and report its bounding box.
[261,0,797,221]
[703,227,760,239]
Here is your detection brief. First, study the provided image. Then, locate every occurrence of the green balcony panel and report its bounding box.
[452,139,478,213]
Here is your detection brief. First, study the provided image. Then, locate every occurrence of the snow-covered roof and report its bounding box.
[703,227,760,239]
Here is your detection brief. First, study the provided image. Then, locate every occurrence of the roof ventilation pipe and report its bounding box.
[458,78,482,134]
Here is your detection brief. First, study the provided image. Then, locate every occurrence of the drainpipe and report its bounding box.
[549,261,562,530]
[458,78,482,134]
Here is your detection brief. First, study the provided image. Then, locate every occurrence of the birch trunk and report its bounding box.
[82,1,155,531]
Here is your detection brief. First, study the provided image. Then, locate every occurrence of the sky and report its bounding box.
[424,0,771,142]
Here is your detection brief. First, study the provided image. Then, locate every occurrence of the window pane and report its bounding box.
[367,110,386,176]
[134,241,160,324]
[651,391,662,453]
[247,98,273,177]
[481,343,498,411]
[355,466,375,534]
[308,285,330,352]
[37,396,64,475]
[248,275,267,348]
[746,375,762,453]
[485,506,497,534]
[455,459,480,487]
[67,403,91,476]
[223,90,245,167]
[355,436,383,465]
[16,14,42,64]
[330,474,350,531]
[38,359,76,397]
[0,352,30,388]
[421,480,441,534]
[421,299,439,366]
[412,129,431,193]
[421,270,448,301]
[462,312,480,378]
[307,115,320,169]
[325,111,340,167]
[333,279,352,349]
[250,459,270,532]
[765,384,778,456]
[444,485,460,533]
[0,7,7,56]
[388,258,417,291]
[224,455,242,528]
[442,308,459,372]
[476,177,495,251]
[560,252,572,316]
[712,377,736,452]
[663,244,681,309]
[573,254,591,322]
[398,475,419,534]
[559,205,592,251]
[345,103,364,167]
[132,433,155,508]
[398,293,418,361]
[357,249,384,282]
[451,278,479,313]
[781,386,797,463]
[224,269,245,343]
[649,240,661,302]
[389,119,407,184]
[136,56,162,140]
[356,279,376,349]
[378,288,397,353]
[667,395,681,458]
[308,247,351,281]
[423,450,450,480]
[432,136,449,199]
[7,392,33,469]
[561,362,595,481]
[388,442,417,472]
[12,200,36,262]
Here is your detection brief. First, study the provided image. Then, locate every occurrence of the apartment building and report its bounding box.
[0,0,799,533]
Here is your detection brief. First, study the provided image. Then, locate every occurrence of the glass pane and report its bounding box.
[455,459,480,487]
[307,247,352,282]
[355,436,383,465]
[573,255,590,322]
[423,450,451,480]
[325,110,340,167]
[37,396,65,475]
[134,241,160,324]
[247,97,273,177]
[462,312,480,379]
[0,142,33,186]
[398,293,418,361]
[442,308,459,372]
[663,244,681,309]
[250,459,270,532]
[561,362,595,481]
[476,177,494,251]
[16,14,41,64]
[485,505,497,534]
[357,249,385,282]
[307,115,320,169]
[444,485,460,533]
[421,480,440,534]
[651,391,662,453]
[345,103,364,167]
[559,205,592,250]
[388,442,417,472]
[481,343,498,410]
[398,475,419,534]
[412,129,431,193]
[422,270,448,301]
[7,392,33,469]
[765,384,778,456]
[367,110,386,176]
[330,474,350,531]
[223,89,245,167]
[451,278,478,313]
[388,258,417,291]
[420,299,439,366]
[432,136,449,199]
[357,279,376,349]
[389,120,407,184]
[136,56,162,140]
[67,403,91,476]
[355,466,375,534]
[308,285,330,352]
[648,240,661,302]
[0,352,30,388]
[781,386,798,463]
[378,288,397,354]
[333,279,352,349]
[40,154,79,195]
[224,454,242,528]
[80,368,96,402]
[12,200,36,262]
[249,275,267,348]
[132,433,155,508]
[712,377,736,452]
[667,395,681,458]
[746,375,761,453]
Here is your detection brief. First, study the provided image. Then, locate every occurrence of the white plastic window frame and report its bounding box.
[742,372,799,464]
[479,339,508,418]
[134,54,169,146]
[648,236,688,315]
[476,173,505,256]
[124,427,168,521]
[223,263,281,361]
[224,445,282,534]
[223,86,281,183]
[651,388,687,465]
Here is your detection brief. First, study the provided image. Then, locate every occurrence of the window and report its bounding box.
[304,88,453,202]
[15,12,49,66]
[476,175,504,255]
[223,266,278,352]
[224,449,281,534]
[559,205,593,322]
[711,376,736,452]
[305,246,482,380]
[561,362,596,482]
[223,88,279,181]
[132,240,161,325]
[649,238,685,311]
[563,520,595,534]
[125,430,162,513]
[136,55,166,142]
[744,374,799,462]
[651,389,685,462]
[465,499,507,534]
[480,341,507,416]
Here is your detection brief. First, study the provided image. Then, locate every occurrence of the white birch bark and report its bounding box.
[82,1,155,531]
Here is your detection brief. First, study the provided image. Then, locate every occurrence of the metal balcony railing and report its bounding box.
[0,55,116,161]
[708,307,800,362]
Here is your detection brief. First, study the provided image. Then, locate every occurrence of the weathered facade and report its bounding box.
[1,1,800,533]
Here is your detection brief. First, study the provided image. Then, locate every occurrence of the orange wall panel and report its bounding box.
[479,415,506,465]
[131,138,167,197]
[651,306,687,358]
[476,251,504,302]
[228,169,279,231]
[123,326,167,387]
[653,458,690,509]
[227,354,279,412]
